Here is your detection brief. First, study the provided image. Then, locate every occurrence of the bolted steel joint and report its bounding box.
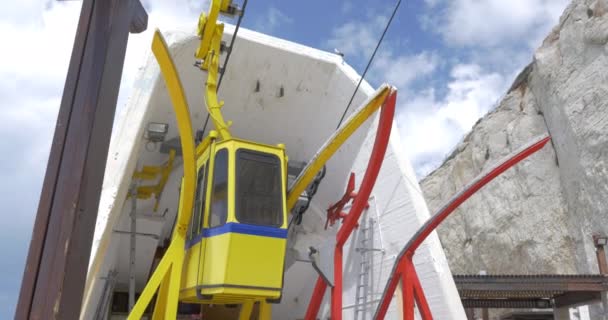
[224,4,243,17]
[219,41,230,54]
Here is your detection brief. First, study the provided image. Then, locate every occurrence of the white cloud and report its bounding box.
[341,1,354,14]
[254,7,293,35]
[327,1,568,179]
[0,1,81,229]
[398,64,506,177]
[374,51,439,89]
[0,2,82,316]
[426,0,569,49]
[327,15,387,59]
[424,0,441,8]
[327,17,438,90]
[117,1,209,111]
[0,1,208,316]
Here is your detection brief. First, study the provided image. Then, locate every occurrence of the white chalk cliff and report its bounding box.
[421,0,608,280]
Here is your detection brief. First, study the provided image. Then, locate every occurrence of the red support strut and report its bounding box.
[304,276,328,320]
[304,89,397,320]
[372,135,551,320]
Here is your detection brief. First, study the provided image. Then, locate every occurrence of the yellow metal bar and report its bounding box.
[259,300,272,320]
[128,29,197,320]
[238,301,254,320]
[165,237,185,318]
[203,23,232,141]
[133,166,161,180]
[141,237,186,320]
[151,270,170,320]
[195,0,221,60]
[220,0,233,12]
[194,1,233,141]
[286,85,391,211]
[196,130,218,160]
[127,242,174,319]
[196,0,234,60]
[153,149,175,211]
[152,30,197,234]
[131,149,175,211]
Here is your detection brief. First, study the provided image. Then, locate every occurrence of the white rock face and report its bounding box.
[421,0,608,278]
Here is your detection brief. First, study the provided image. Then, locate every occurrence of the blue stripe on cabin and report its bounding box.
[185,222,287,249]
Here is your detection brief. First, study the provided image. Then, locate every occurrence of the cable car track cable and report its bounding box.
[336,0,403,130]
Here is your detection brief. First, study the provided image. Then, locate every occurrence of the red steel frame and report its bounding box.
[304,89,397,320]
[302,85,550,320]
[372,134,552,320]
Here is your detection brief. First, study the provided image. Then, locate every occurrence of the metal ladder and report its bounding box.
[354,211,374,320]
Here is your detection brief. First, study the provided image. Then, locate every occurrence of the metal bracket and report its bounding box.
[223,4,243,17]
[309,247,334,288]
[131,149,176,211]
[113,230,160,240]
[220,41,230,54]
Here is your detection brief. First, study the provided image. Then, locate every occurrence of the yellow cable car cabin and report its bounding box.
[180,136,288,304]
[128,6,394,315]
[124,1,394,316]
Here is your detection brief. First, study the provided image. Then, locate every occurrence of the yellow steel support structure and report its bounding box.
[128,30,196,319]
[286,85,391,211]
[129,0,235,317]
[132,149,176,211]
[238,301,254,320]
[195,0,231,60]
[201,22,232,141]
[259,301,272,320]
[151,31,197,235]
[128,0,395,317]
[196,130,218,159]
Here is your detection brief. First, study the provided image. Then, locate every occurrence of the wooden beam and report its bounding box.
[16,0,147,318]
[554,292,601,308]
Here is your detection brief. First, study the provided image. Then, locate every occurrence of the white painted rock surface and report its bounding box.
[420,1,608,317]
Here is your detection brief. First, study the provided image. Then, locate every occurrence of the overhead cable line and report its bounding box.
[333,0,429,201]
[201,0,249,135]
[336,0,403,130]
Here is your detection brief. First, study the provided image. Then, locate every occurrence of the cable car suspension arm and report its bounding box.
[128,29,197,320]
[129,1,236,317]
[196,0,232,141]
[287,84,392,212]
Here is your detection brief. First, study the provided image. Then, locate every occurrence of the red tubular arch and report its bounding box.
[304,89,397,320]
[373,135,551,320]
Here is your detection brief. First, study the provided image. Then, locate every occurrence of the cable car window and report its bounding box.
[235,149,283,227]
[209,149,228,228]
[198,160,209,232]
[188,166,206,240]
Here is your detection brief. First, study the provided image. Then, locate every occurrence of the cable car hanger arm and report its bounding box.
[286,84,393,212]
[201,23,232,140]
[196,0,233,141]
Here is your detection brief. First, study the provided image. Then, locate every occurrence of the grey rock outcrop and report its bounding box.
[421,0,608,278]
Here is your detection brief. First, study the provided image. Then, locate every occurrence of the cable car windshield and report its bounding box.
[236,149,283,227]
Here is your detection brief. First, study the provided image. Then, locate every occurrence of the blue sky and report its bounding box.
[0,0,569,317]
